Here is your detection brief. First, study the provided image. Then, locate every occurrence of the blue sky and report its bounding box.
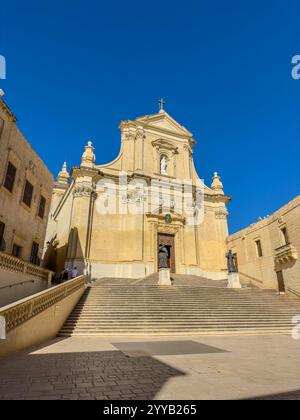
[1,0,299,233]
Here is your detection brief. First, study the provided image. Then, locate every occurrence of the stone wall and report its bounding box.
[0,99,54,263]
[227,196,300,295]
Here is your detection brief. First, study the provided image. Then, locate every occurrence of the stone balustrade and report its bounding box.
[0,276,85,333]
[0,251,51,282]
[0,276,86,357]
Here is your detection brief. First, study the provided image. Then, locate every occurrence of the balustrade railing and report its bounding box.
[0,251,51,281]
[0,276,85,333]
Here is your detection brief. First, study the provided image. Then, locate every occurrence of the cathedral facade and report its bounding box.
[44,109,230,280]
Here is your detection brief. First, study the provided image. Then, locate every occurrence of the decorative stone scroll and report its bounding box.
[215,209,228,219]
[157,223,180,236]
[73,185,96,198]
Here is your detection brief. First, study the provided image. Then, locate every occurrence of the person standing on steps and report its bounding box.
[61,267,69,282]
[71,266,78,279]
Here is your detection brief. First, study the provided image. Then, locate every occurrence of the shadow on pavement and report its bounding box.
[0,349,185,400]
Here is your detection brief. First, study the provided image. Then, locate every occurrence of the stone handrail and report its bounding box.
[288,287,300,298]
[0,279,35,291]
[0,251,51,282]
[0,276,85,333]
[238,271,263,284]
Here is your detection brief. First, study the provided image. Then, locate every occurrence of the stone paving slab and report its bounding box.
[0,335,300,400]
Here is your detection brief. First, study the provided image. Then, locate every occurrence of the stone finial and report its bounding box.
[57,161,70,185]
[81,140,95,168]
[211,171,224,194]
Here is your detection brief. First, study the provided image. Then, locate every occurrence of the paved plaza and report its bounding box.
[0,334,300,400]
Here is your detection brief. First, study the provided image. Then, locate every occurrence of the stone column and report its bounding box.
[134,126,145,173]
[71,182,95,261]
[67,141,97,278]
[120,125,135,172]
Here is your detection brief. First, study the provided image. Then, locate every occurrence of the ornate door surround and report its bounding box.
[146,212,185,274]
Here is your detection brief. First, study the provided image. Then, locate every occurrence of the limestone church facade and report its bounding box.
[43,109,230,280]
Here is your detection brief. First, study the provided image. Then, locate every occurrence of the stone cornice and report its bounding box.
[228,195,300,241]
[0,99,17,122]
[204,193,231,204]
[71,166,103,180]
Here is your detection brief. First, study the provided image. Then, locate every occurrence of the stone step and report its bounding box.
[83,294,296,300]
[76,297,296,302]
[65,318,296,322]
[69,310,296,314]
[86,294,285,297]
[74,300,297,305]
[89,296,285,299]
[72,310,297,313]
[58,330,291,337]
[59,278,300,337]
[59,327,292,334]
[64,322,295,326]
[62,324,293,330]
[72,306,298,311]
[60,325,292,331]
[62,320,294,326]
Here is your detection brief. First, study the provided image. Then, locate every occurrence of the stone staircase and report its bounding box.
[59,277,300,337]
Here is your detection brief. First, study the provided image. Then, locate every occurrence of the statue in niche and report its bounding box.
[160,155,167,175]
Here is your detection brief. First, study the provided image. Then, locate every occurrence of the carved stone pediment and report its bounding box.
[136,111,193,137]
[151,138,178,153]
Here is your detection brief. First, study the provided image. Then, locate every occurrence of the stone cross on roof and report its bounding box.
[158,98,166,113]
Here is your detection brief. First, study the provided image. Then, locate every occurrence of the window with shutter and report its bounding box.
[12,244,22,259]
[3,162,17,192]
[255,240,263,258]
[30,241,39,265]
[38,195,46,219]
[22,180,34,207]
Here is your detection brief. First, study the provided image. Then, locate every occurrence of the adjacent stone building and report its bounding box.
[44,109,230,280]
[227,196,300,296]
[0,98,54,264]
